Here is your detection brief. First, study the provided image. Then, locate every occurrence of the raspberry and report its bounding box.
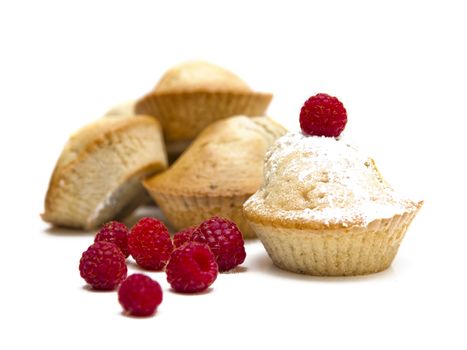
[191,217,246,272]
[94,221,130,258]
[299,93,347,137]
[166,242,218,293]
[118,274,163,317]
[128,217,174,270]
[79,241,127,290]
[173,227,196,248]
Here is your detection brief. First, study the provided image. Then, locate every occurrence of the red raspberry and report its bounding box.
[191,217,246,272]
[166,242,218,293]
[128,217,174,270]
[118,274,163,317]
[173,226,196,248]
[299,93,347,137]
[94,221,130,258]
[79,241,127,290]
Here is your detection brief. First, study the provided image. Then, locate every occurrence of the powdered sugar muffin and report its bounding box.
[243,132,422,276]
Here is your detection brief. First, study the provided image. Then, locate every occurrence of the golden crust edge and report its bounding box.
[50,116,162,178]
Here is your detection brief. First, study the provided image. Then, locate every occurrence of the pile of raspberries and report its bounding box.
[79,217,246,317]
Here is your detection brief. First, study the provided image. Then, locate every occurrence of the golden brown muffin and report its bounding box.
[243,132,423,275]
[143,116,286,238]
[135,61,272,153]
[42,116,168,229]
[104,100,136,118]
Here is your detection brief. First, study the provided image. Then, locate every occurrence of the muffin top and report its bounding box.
[244,132,421,228]
[144,116,286,196]
[154,61,252,94]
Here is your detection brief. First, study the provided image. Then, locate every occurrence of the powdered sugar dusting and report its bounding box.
[246,132,418,226]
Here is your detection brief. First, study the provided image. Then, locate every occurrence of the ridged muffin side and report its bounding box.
[143,116,287,238]
[244,208,421,276]
[135,61,273,144]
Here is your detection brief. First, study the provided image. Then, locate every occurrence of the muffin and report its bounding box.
[135,61,272,157]
[42,116,168,229]
[102,100,188,164]
[143,116,286,238]
[243,133,423,275]
[104,100,136,118]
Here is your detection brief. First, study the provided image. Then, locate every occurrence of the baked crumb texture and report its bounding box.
[42,116,168,229]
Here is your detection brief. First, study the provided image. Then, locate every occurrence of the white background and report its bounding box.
[1,1,466,349]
